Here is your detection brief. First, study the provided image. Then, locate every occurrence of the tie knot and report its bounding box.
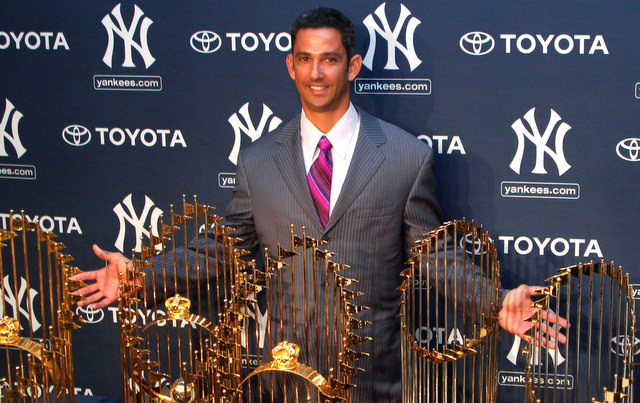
[318,136,332,151]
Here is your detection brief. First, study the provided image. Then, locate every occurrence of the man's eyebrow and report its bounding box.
[293,51,343,58]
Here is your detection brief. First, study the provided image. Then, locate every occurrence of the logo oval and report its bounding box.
[611,335,640,356]
[460,32,495,55]
[62,125,91,146]
[75,305,105,324]
[459,233,492,256]
[616,138,640,161]
[190,30,222,53]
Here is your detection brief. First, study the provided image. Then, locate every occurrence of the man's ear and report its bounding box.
[286,53,296,80]
[348,54,363,81]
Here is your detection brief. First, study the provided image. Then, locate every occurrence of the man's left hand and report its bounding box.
[499,284,569,349]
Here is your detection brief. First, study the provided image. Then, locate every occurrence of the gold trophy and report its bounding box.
[228,225,369,402]
[0,211,83,402]
[117,195,226,402]
[399,220,501,402]
[522,261,636,402]
[117,196,369,402]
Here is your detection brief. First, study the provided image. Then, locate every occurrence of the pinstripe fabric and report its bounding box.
[307,136,333,227]
[216,108,444,402]
[150,108,492,401]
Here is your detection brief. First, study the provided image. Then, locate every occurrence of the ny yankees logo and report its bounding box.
[1,275,41,332]
[113,193,163,253]
[507,331,566,368]
[227,102,282,165]
[510,107,572,176]
[0,98,27,158]
[102,3,155,68]
[362,2,422,71]
[238,293,268,350]
[506,303,566,368]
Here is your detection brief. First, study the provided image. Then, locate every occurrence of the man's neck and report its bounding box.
[302,104,350,134]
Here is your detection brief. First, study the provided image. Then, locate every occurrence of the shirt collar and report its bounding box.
[300,103,359,162]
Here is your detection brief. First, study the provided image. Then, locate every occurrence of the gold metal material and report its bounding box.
[170,378,196,403]
[165,294,191,320]
[399,219,501,402]
[227,224,368,402]
[237,342,329,394]
[142,313,215,334]
[119,196,224,403]
[271,341,301,370]
[522,261,636,402]
[0,317,21,344]
[118,197,368,402]
[0,210,83,402]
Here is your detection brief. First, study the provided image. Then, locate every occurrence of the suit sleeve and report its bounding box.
[403,147,497,317]
[403,146,443,251]
[143,151,260,311]
[220,150,260,254]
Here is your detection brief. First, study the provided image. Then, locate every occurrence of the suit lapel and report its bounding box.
[326,109,386,232]
[273,115,324,230]
[273,110,388,234]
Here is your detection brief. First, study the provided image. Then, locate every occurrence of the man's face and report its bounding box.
[286,27,362,116]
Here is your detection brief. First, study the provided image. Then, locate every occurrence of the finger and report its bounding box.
[527,323,565,348]
[536,332,559,349]
[521,328,556,348]
[540,310,569,329]
[91,299,112,309]
[78,298,103,309]
[72,283,100,296]
[538,321,558,340]
[82,292,105,305]
[69,271,98,281]
[92,243,115,261]
[76,299,89,307]
[92,244,119,263]
[76,297,95,307]
[527,285,546,296]
[532,334,556,349]
[538,321,567,345]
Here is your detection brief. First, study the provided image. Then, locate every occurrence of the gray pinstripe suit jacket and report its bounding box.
[223,107,444,402]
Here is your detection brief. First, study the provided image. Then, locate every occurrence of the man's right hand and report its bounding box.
[70,244,132,309]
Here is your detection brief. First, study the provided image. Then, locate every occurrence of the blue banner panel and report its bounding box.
[1,1,638,400]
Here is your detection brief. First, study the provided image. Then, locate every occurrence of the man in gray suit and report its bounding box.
[73,7,565,401]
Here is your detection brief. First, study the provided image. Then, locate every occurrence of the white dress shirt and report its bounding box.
[300,103,360,214]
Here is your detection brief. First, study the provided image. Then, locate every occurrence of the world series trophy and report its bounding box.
[399,220,501,402]
[0,211,84,402]
[522,261,636,402]
[117,195,229,402]
[117,196,369,402]
[227,225,370,402]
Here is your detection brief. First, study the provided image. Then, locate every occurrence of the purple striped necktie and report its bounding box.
[307,136,333,227]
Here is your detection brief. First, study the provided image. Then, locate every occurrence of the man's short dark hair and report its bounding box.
[291,7,355,60]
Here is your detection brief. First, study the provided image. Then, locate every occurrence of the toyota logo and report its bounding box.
[62,125,91,146]
[460,32,495,55]
[459,233,493,256]
[75,305,105,324]
[190,30,222,53]
[616,138,640,161]
[610,335,640,356]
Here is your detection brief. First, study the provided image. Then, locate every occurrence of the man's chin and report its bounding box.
[301,99,332,113]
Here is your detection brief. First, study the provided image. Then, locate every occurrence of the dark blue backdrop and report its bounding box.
[1,1,638,400]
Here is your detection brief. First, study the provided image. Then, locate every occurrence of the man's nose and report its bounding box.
[310,60,324,80]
